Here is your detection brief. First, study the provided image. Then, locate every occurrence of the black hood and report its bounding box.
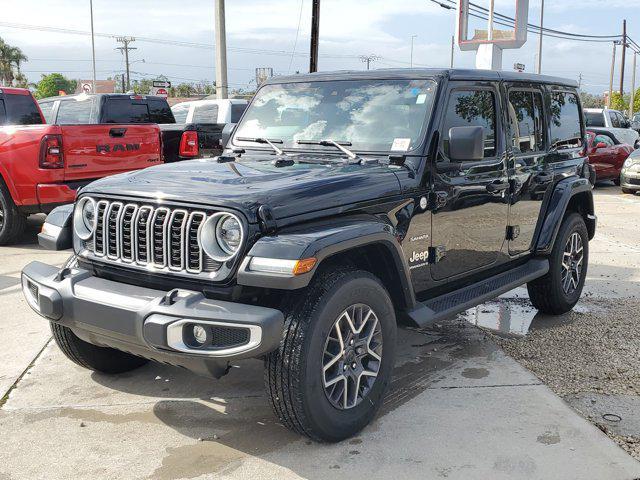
[83,157,402,223]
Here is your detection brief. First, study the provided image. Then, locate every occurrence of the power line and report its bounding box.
[288,0,305,74]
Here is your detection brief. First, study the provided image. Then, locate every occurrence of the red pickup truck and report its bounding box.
[0,88,162,244]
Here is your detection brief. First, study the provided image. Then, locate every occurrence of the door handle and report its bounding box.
[486,180,510,193]
[109,128,127,138]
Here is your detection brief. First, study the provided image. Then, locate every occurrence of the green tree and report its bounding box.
[609,91,628,112]
[0,36,28,86]
[34,73,77,99]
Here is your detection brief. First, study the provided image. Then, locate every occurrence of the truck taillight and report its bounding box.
[179,131,199,158]
[39,135,64,169]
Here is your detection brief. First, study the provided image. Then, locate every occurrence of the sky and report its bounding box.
[1,0,639,94]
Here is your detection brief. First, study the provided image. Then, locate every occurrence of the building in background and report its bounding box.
[75,79,116,94]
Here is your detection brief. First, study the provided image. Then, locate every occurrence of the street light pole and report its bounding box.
[309,0,320,73]
[89,0,97,93]
[410,34,417,68]
[620,19,627,98]
[630,52,637,118]
[214,0,228,99]
[608,41,618,108]
[450,35,455,68]
[537,0,544,74]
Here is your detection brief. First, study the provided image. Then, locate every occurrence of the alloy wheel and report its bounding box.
[322,303,383,410]
[561,231,584,295]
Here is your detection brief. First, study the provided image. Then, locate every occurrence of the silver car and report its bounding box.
[621,148,640,194]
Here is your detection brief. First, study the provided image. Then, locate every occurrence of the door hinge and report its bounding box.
[428,245,446,264]
[506,225,520,241]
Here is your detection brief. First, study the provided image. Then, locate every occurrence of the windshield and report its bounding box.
[233,79,437,153]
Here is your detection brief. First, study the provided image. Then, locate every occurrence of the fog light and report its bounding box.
[193,325,208,345]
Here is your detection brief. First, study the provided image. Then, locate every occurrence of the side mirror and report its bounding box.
[595,142,607,150]
[221,123,237,149]
[448,126,485,162]
[38,204,73,250]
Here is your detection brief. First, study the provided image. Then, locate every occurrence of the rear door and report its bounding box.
[61,124,162,181]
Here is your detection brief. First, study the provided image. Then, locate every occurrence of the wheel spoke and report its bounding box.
[324,374,346,389]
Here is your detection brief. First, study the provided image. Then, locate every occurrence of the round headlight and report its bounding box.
[73,197,97,240]
[199,212,244,262]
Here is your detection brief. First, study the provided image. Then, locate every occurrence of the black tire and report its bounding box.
[527,213,588,315]
[264,269,397,442]
[613,177,621,186]
[50,322,148,374]
[621,187,634,194]
[0,182,27,245]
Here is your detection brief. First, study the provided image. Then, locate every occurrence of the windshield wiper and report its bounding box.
[237,137,287,155]
[297,139,361,162]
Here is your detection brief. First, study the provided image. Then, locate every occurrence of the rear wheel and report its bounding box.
[51,322,148,374]
[0,183,26,245]
[621,187,635,194]
[527,213,588,315]
[264,269,396,442]
[613,177,621,186]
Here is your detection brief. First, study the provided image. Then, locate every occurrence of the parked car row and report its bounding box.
[0,87,247,244]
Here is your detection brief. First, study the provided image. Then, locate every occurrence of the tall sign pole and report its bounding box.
[630,52,637,117]
[608,41,618,108]
[310,0,320,73]
[214,0,229,99]
[536,0,544,74]
[620,19,627,98]
[89,0,97,93]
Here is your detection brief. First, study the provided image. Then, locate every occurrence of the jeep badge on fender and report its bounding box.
[23,68,595,443]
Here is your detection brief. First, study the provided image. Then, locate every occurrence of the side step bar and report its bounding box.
[407,258,549,327]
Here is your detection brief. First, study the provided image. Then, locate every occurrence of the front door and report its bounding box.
[431,83,510,281]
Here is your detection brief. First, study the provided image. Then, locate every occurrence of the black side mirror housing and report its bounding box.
[221,123,237,149]
[38,204,73,251]
[448,126,485,162]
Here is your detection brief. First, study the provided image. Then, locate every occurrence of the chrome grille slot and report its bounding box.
[120,204,138,262]
[82,199,227,279]
[106,202,123,259]
[186,212,205,273]
[168,210,188,270]
[94,201,108,256]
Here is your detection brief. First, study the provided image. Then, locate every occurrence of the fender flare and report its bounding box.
[0,165,19,205]
[237,218,416,310]
[535,176,595,255]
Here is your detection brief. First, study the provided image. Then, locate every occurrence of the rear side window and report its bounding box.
[0,99,6,124]
[171,103,190,123]
[441,89,497,158]
[508,90,544,154]
[230,103,247,123]
[38,101,56,123]
[3,94,43,125]
[609,111,621,128]
[584,111,605,127]
[103,98,150,123]
[56,99,93,124]
[550,92,582,149]
[192,104,219,123]
[149,99,174,123]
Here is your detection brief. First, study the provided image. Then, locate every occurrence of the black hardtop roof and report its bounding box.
[264,68,578,88]
[38,93,168,102]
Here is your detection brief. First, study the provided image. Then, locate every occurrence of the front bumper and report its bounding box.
[21,261,284,378]
[621,170,640,190]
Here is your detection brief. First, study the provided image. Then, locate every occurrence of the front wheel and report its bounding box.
[264,269,397,442]
[527,213,589,315]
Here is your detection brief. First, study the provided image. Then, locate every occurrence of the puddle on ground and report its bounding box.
[461,299,539,336]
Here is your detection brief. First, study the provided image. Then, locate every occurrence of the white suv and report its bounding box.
[584,108,639,147]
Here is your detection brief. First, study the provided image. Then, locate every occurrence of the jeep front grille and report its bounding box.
[82,199,221,278]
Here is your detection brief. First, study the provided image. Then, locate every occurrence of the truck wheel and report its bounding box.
[50,322,148,374]
[527,213,588,315]
[0,183,26,245]
[264,269,397,442]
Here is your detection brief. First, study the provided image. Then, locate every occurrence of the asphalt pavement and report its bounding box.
[1,186,639,480]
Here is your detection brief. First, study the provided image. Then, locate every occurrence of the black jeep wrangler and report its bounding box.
[23,69,595,442]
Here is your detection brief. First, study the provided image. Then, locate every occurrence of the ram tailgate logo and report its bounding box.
[96,143,141,153]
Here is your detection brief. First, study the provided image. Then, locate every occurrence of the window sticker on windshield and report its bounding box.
[416,93,428,104]
[391,138,411,151]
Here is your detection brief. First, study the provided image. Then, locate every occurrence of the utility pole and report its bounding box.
[578,73,582,89]
[360,55,379,70]
[450,35,455,68]
[89,0,97,94]
[537,0,544,74]
[410,34,417,68]
[214,0,228,99]
[115,36,136,91]
[310,0,320,73]
[630,52,637,117]
[620,19,627,98]
[608,41,618,108]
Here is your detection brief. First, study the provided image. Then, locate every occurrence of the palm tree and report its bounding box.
[0,37,28,86]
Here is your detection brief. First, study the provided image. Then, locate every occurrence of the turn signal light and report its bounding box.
[179,131,199,158]
[39,134,64,169]
[293,257,317,275]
